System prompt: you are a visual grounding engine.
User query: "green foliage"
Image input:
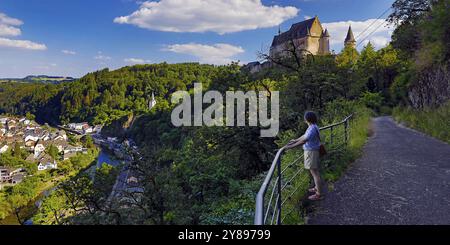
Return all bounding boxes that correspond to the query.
[25,112,35,121]
[82,135,95,149]
[336,46,359,68]
[0,147,98,224]
[0,40,402,225]
[33,189,67,225]
[0,82,63,124]
[0,150,28,168]
[393,102,450,143]
[93,163,118,197]
[390,0,449,70]
[359,92,384,113]
[389,71,413,106]
[3,0,450,225]
[46,145,59,160]
[59,63,218,125]
[388,0,431,24]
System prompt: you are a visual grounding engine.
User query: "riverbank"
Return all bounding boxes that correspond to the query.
[0,148,100,225]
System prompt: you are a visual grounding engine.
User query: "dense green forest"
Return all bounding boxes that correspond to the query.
[0,0,448,225]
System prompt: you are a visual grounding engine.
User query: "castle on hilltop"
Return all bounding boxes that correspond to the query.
[270,15,356,58]
[245,16,356,73]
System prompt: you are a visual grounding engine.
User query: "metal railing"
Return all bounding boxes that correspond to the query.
[254,114,353,225]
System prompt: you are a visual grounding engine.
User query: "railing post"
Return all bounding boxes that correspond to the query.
[276,157,282,225]
[344,119,349,144]
[330,126,333,145]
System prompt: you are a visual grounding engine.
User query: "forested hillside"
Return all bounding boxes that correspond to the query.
[388,0,450,142]
[0,0,447,225]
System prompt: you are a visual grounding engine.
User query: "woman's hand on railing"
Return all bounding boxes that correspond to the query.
[285,139,300,149]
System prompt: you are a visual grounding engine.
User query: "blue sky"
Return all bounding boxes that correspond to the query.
[0,0,394,78]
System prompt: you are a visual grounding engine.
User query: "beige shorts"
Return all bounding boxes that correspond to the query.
[304,150,320,170]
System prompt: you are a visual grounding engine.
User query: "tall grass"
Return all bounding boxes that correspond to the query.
[393,102,450,144]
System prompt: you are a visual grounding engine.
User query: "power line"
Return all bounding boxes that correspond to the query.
[355,6,392,40]
[356,19,388,48]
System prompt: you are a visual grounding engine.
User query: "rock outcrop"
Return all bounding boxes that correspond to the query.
[408,63,450,108]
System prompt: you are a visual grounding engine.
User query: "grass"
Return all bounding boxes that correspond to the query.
[392,102,450,144]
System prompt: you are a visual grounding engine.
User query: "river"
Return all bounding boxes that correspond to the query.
[0,147,119,225]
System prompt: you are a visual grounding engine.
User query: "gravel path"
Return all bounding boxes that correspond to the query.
[308,116,450,225]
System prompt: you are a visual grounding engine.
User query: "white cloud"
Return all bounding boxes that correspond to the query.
[124,58,151,64]
[304,15,312,20]
[0,24,21,36]
[323,19,394,51]
[164,43,244,65]
[114,0,299,34]
[0,37,47,50]
[0,13,23,26]
[62,49,76,55]
[0,12,47,50]
[94,52,112,61]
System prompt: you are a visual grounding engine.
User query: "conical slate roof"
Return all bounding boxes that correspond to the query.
[345,26,356,43]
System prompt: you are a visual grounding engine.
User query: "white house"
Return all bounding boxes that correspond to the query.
[52,130,67,141]
[83,127,94,134]
[38,154,57,171]
[26,125,37,131]
[34,143,46,158]
[19,118,30,125]
[0,118,8,125]
[53,135,65,141]
[64,145,83,154]
[38,161,58,171]
[24,135,40,143]
[68,122,89,131]
[0,145,9,154]
[40,131,51,141]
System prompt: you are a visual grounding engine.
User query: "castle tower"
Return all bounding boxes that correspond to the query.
[344,25,356,48]
[319,28,330,55]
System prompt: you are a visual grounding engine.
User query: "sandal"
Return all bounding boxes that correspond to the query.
[308,187,317,193]
[308,193,322,201]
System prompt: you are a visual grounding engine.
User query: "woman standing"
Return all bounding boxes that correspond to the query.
[286,111,323,201]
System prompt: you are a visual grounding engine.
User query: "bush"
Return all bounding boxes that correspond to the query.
[389,71,413,106]
[359,92,383,113]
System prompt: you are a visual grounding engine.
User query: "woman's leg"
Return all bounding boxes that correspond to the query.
[309,169,322,195]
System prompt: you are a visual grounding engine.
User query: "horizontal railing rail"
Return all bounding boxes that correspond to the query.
[255,114,353,225]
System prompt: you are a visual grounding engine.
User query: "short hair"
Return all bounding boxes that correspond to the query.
[304,111,318,124]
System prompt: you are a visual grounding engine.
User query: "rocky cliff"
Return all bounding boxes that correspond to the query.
[100,113,135,139]
[408,63,450,109]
